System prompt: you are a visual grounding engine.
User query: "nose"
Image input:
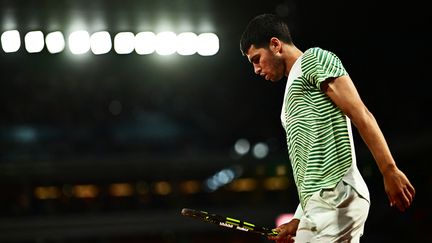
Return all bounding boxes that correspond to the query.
[253,64,261,75]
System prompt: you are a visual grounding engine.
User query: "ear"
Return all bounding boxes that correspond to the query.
[269,37,282,53]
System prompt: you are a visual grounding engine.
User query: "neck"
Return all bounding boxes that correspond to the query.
[283,44,303,76]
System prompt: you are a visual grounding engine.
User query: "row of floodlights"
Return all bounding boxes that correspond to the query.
[0,30,219,56]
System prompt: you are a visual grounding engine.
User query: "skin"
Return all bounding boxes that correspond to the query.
[245,38,416,242]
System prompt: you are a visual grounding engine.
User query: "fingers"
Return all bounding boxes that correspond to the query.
[389,184,416,212]
[268,228,294,243]
[404,186,414,205]
[268,228,280,241]
[397,197,408,212]
[407,182,416,200]
[386,170,416,212]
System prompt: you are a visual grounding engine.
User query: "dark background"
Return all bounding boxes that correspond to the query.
[0,0,430,242]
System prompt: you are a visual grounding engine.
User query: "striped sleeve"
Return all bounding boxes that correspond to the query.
[302,48,348,90]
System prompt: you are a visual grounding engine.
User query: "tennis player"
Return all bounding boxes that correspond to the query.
[240,14,415,242]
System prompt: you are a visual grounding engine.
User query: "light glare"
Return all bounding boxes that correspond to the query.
[155,31,177,56]
[253,142,269,159]
[2,30,220,56]
[45,31,65,54]
[25,31,44,53]
[135,31,156,55]
[197,33,219,56]
[114,32,135,54]
[176,32,197,56]
[1,30,21,53]
[90,31,112,55]
[69,30,90,55]
[234,138,250,155]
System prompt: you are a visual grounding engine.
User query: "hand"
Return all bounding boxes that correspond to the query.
[383,166,415,212]
[268,219,300,243]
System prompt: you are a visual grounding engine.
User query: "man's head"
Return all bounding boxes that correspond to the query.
[240,14,293,82]
[240,14,292,56]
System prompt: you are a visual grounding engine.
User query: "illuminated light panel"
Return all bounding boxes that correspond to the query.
[68,30,90,55]
[263,177,290,191]
[205,168,237,192]
[155,31,177,55]
[179,180,201,194]
[153,181,172,195]
[197,33,219,56]
[227,178,257,192]
[46,31,65,54]
[34,186,61,200]
[109,183,134,197]
[252,142,269,159]
[1,30,21,53]
[24,31,44,53]
[114,32,135,54]
[73,184,99,198]
[276,165,287,176]
[176,32,197,56]
[90,31,112,55]
[234,138,250,155]
[135,31,156,55]
[2,30,220,56]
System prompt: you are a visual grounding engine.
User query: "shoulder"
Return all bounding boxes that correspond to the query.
[302,47,343,68]
[304,47,337,59]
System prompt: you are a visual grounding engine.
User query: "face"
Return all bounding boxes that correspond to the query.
[246,44,285,82]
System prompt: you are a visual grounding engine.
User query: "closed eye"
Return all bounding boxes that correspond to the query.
[251,55,260,64]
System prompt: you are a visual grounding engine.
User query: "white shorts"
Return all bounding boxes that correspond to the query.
[296,180,370,243]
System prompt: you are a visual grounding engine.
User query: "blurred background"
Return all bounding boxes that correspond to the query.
[0,0,430,242]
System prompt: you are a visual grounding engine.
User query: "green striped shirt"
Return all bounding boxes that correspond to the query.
[281,47,352,209]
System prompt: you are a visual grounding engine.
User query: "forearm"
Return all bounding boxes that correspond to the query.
[350,107,397,174]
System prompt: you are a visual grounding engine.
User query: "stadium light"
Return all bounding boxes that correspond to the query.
[252,142,269,159]
[114,32,135,54]
[234,138,251,155]
[90,31,111,55]
[197,33,219,56]
[1,30,21,53]
[176,32,198,56]
[45,31,65,54]
[2,29,220,56]
[155,31,177,56]
[68,30,90,55]
[24,31,44,53]
[135,31,156,55]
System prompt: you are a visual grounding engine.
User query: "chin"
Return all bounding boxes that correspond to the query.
[269,77,282,82]
[270,74,285,82]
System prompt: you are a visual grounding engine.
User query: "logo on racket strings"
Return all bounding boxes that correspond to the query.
[236,226,249,232]
[219,222,234,228]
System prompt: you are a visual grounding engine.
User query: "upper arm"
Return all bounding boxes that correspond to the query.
[321,75,370,123]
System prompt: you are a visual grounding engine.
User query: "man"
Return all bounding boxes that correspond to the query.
[240,14,415,242]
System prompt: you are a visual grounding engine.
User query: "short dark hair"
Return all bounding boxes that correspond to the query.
[240,13,292,56]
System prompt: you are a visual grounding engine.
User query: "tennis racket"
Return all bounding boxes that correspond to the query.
[181,208,278,237]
